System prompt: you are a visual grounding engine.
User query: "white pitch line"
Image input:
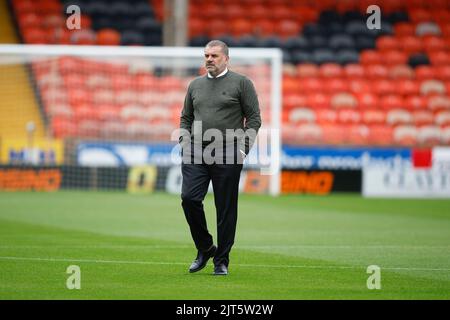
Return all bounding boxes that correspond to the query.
[0,256,449,272]
[0,245,449,249]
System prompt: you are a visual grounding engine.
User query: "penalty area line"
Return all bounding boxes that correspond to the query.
[0,256,449,272]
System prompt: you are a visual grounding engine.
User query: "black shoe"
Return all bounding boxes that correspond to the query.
[213,264,228,275]
[189,245,217,273]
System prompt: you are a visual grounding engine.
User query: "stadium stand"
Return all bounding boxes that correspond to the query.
[5,0,450,146]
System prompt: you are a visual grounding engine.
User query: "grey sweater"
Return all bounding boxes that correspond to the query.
[180,70,262,154]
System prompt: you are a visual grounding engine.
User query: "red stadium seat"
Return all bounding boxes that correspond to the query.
[337,108,361,124]
[420,80,446,96]
[297,64,319,78]
[189,18,206,37]
[423,36,448,53]
[282,76,299,95]
[343,64,365,79]
[412,110,434,126]
[365,64,389,80]
[394,23,416,37]
[415,66,437,81]
[276,20,301,38]
[248,5,270,20]
[331,93,358,109]
[373,80,397,96]
[376,36,399,52]
[428,95,450,111]
[253,19,276,37]
[292,6,318,24]
[418,125,442,145]
[230,19,253,36]
[380,95,405,110]
[299,78,322,93]
[367,125,394,145]
[319,63,343,78]
[429,51,450,66]
[323,79,349,94]
[283,94,307,110]
[398,36,424,55]
[393,125,419,146]
[289,107,315,124]
[96,29,121,46]
[362,109,386,125]
[306,93,331,109]
[397,80,420,96]
[386,109,413,126]
[405,95,428,110]
[357,93,379,109]
[360,50,382,65]
[346,125,369,145]
[208,20,229,38]
[435,66,450,81]
[348,80,372,94]
[383,51,408,66]
[321,125,345,145]
[315,108,337,125]
[297,123,323,144]
[435,110,450,127]
[389,65,414,80]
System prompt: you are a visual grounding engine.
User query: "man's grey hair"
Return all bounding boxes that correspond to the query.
[205,40,229,57]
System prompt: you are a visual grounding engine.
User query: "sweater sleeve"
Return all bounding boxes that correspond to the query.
[179,84,194,144]
[240,77,262,154]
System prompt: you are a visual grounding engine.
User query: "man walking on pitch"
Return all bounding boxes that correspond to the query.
[179,40,261,275]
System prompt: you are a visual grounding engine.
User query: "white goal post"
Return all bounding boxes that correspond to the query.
[0,44,282,195]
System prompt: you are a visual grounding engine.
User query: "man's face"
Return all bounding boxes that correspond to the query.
[204,46,229,77]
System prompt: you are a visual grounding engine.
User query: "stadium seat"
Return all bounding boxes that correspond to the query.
[394,22,415,37]
[315,108,337,124]
[360,50,382,65]
[397,80,420,96]
[412,110,435,126]
[289,108,316,124]
[435,110,450,127]
[427,95,450,111]
[418,125,442,145]
[323,79,349,94]
[389,65,414,79]
[362,109,386,125]
[297,123,323,144]
[405,95,427,110]
[376,36,399,52]
[319,63,343,78]
[380,95,405,110]
[337,108,361,123]
[441,127,450,144]
[365,64,389,80]
[386,109,413,126]
[321,124,345,145]
[393,125,419,145]
[344,64,365,78]
[346,124,369,145]
[96,28,121,45]
[367,125,394,145]
[296,64,319,78]
[331,93,357,108]
[420,80,447,96]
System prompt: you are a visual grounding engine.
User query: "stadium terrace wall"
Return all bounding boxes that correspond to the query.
[0,165,361,195]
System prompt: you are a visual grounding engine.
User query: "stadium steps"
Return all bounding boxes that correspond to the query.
[0,1,45,141]
[0,64,45,140]
[0,0,18,43]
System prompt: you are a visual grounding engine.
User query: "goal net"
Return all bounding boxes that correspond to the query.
[0,44,282,195]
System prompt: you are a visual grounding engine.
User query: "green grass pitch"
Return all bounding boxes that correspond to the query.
[0,191,449,299]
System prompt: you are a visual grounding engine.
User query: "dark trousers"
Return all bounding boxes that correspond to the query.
[181,151,243,267]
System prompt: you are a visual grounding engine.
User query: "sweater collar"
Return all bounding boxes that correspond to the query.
[207,68,228,79]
